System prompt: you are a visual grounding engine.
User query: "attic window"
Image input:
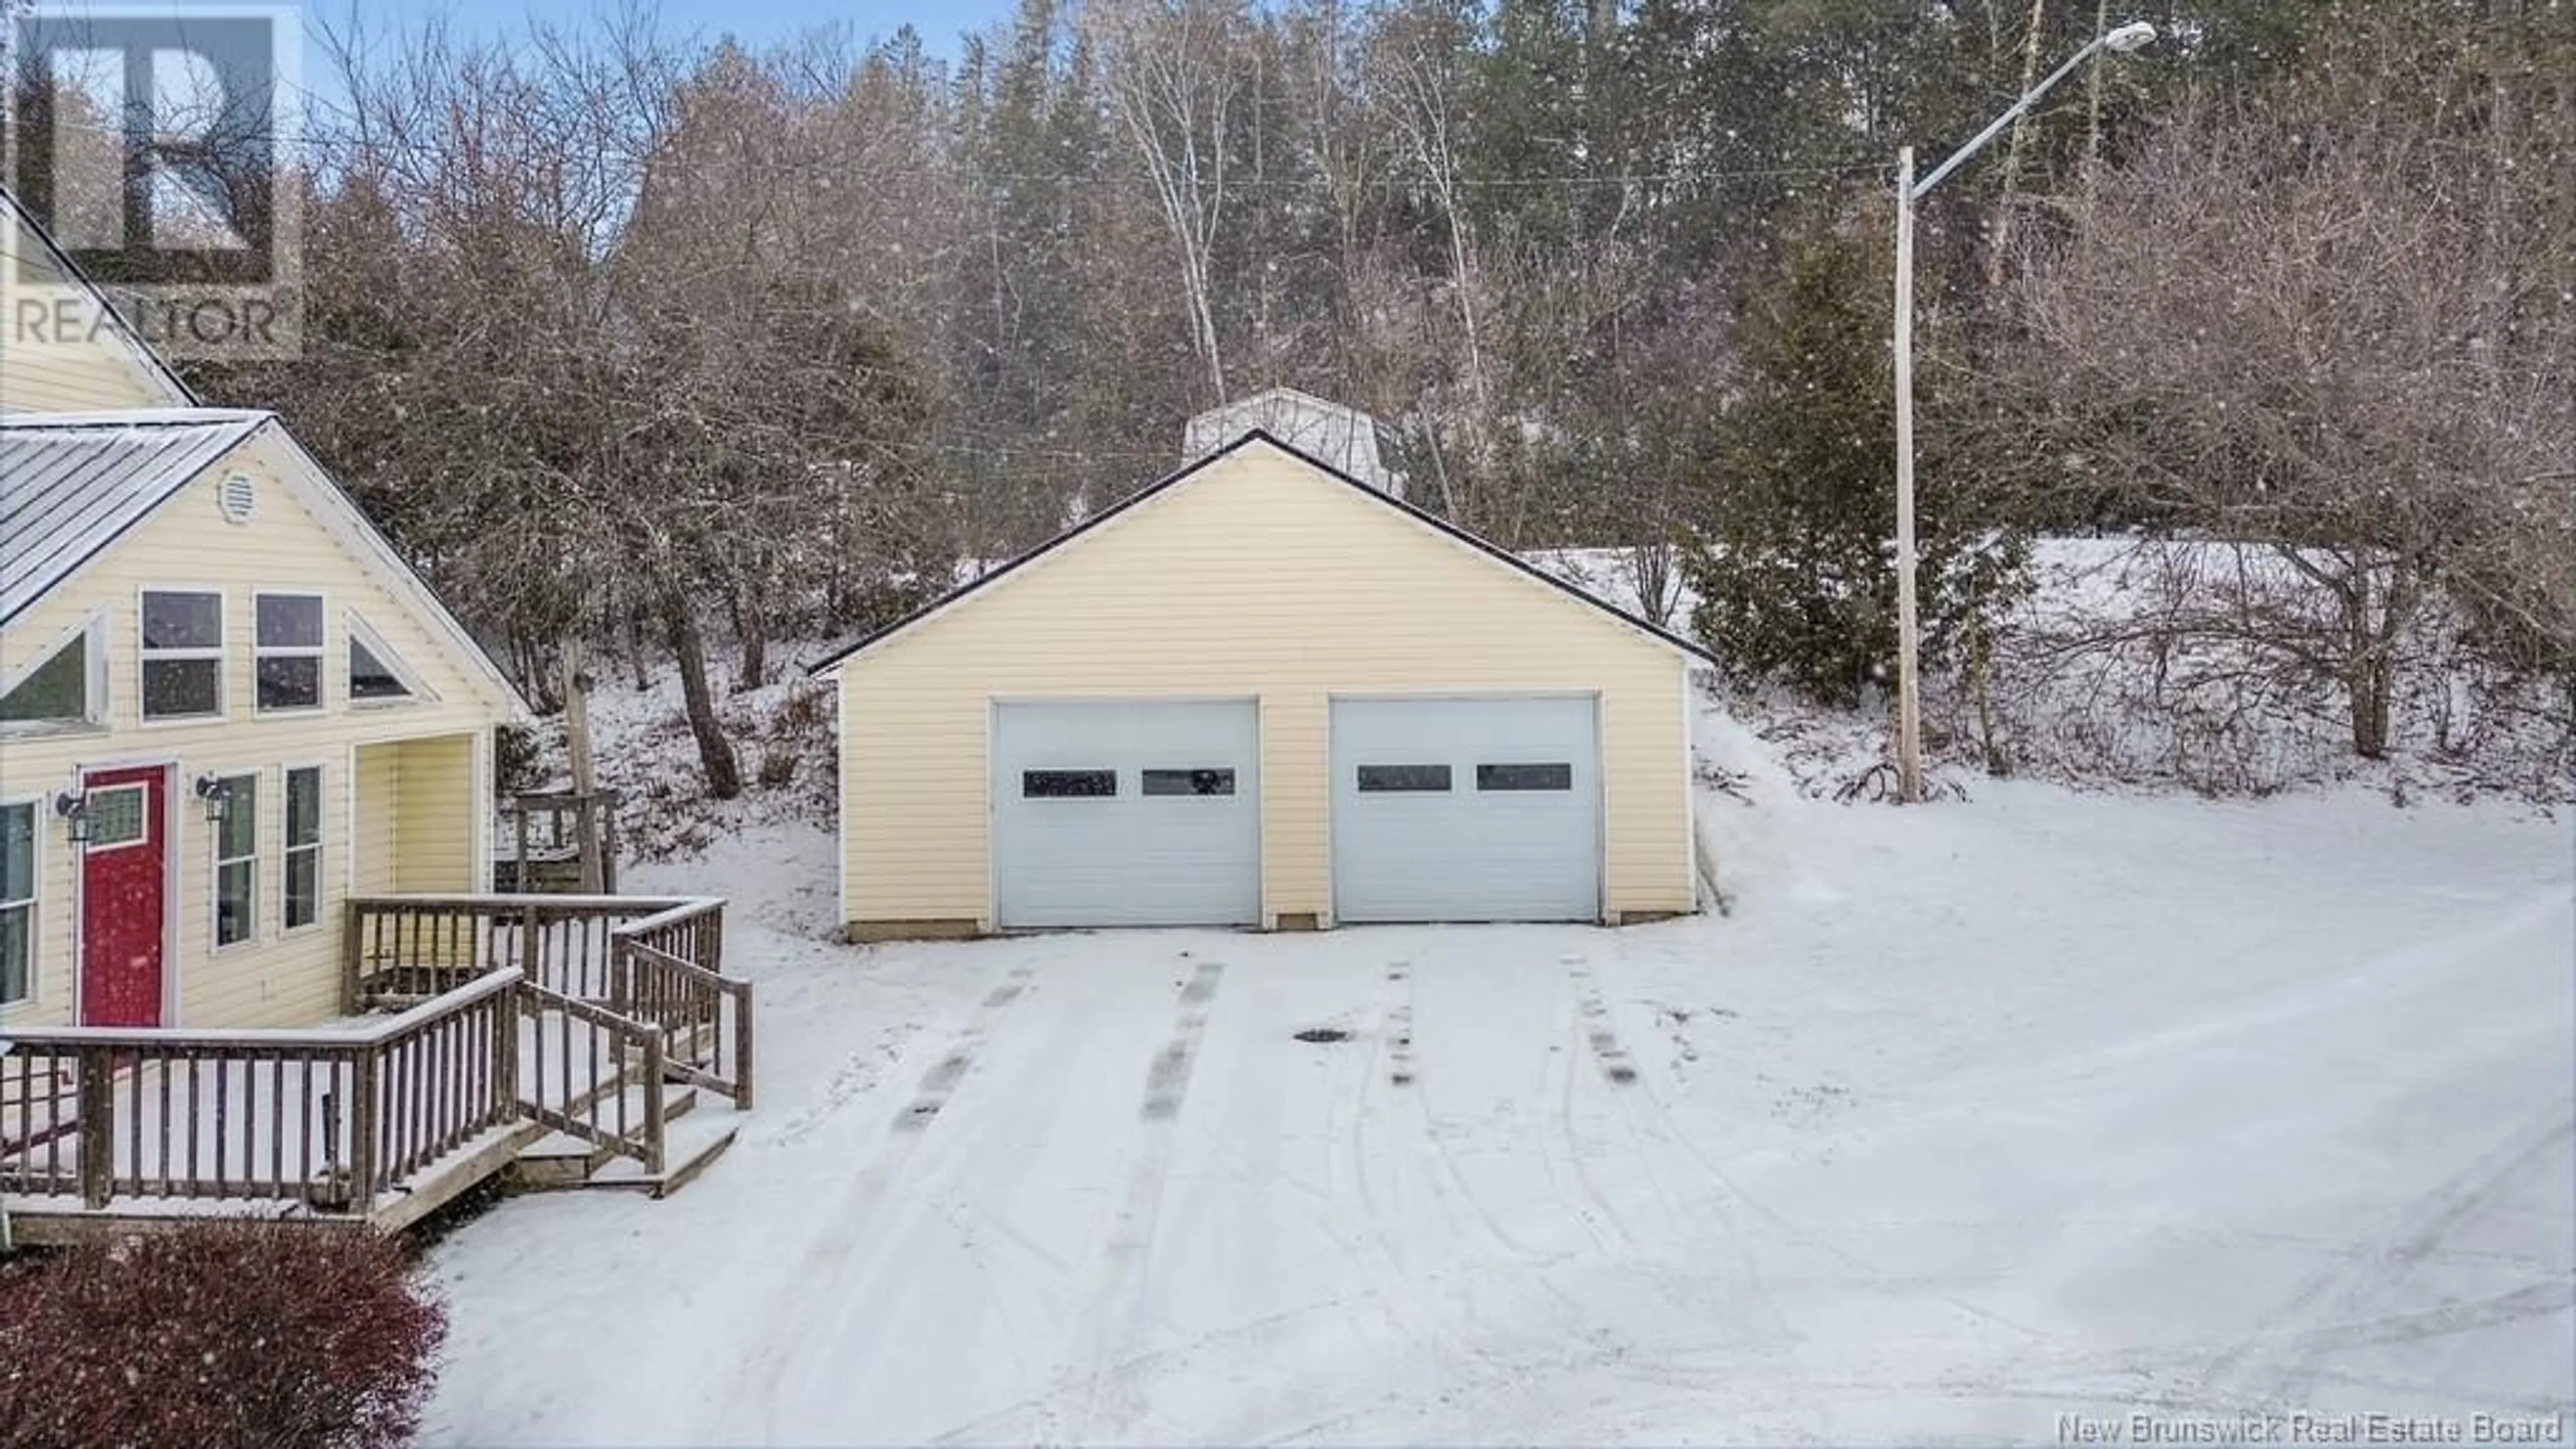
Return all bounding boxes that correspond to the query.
[346,616,421,704]
[217,473,257,525]
[0,616,103,731]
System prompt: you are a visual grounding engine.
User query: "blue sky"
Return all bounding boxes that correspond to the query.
[303,0,1022,60]
[25,1,1025,123]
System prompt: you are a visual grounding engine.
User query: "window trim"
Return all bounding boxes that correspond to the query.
[344,612,433,707]
[81,782,152,853]
[210,770,260,953]
[1141,767,1238,798]
[0,609,108,736]
[138,586,228,725]
[1356,763,1454,794]
[281,763,325,934]
[1475,762,1575,793]
[0,796,38,1011]
[253,590,327,715]
[1021,768,1119,800]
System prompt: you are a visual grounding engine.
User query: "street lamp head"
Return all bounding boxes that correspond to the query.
[2102,20,2157,52]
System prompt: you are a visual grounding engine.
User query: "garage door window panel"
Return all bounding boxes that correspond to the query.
[1356,765,1451,793]
[1142,768,1236,797]
[1477,763,1574,792]
[1023,769,1117,799]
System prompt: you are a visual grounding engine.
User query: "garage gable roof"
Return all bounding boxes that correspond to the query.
[808,430,1718,676]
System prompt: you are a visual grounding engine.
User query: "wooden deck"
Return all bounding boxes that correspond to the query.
[0,893,751,1240]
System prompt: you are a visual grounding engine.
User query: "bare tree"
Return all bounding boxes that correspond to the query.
[1084,0,1246,405]
[1992,50,2574,762]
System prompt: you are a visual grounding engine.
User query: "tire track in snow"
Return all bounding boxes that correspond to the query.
[703,961,1038,1443]
[1358,959,1611,1364]
[1540,955,1644,1255]
[2206,1107,2575,1406]
[1585,951,2061,1354]
[1561,953,1795,1347]
[1321,978,1499,1376]
[1387,957,1556,1265]
[1042,958,1226,1445]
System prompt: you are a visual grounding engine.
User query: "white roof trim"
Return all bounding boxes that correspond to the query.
[0,187,201,410]
[812,431,1715,676]
[0,409,532,724]
[250,428,533,724]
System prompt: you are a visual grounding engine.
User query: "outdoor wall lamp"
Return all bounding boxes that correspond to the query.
[193,773,229,823]
[53,791,89,846]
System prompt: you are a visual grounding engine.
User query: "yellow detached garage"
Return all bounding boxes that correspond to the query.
[812,432,1712,938]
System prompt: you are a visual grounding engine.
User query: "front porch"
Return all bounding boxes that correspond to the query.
[0,893,751,1242]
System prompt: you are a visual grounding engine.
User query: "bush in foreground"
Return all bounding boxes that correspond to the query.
[0,1222,445,1449]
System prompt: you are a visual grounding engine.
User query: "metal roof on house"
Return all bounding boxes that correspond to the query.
[0,409,272,623]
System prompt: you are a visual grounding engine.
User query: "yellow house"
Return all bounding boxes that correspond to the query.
[814,431,1713,940]
[1,193,531,1033]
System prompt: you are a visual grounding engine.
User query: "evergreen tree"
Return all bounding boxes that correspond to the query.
[1684,205,2024,708]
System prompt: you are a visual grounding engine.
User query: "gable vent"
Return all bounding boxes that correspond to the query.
[217,473,258,525]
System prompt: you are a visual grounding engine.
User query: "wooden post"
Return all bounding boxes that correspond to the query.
[577,796,604,896]
[513,800,530,896]
[734,983,756,1112]
[496,984,521,1118]
[340,898,366,1016]
[563,640,605,894]
[601,792,619,894]
[348,1045,380,1208]
[1894,144,1925,806]
[639,1032,666,1176]
[75,1046,114,1209]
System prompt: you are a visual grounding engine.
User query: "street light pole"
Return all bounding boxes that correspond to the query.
[1891,19,2156,804]
[1894,145,1922,804]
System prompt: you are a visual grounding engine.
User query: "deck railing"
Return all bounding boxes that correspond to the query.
[607,898,753,1110]
[516,982,665,1173]
[345,893,749,1109]
[2,894,747,1222]
[0,970,522,1212]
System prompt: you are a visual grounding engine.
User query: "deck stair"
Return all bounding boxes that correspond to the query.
[0,893,752,1241]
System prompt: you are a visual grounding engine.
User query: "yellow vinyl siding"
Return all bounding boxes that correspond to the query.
[0,429,504,1028]
[352,746,402,898]
[392,735,474,892]
[0,208,189,414]
[837,441,1693,930]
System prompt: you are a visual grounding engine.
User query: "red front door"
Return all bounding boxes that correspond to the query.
[80,766,167,1028]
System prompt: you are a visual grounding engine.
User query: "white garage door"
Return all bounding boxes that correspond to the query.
[992,700,1260,928]
[1330,696,1602,924]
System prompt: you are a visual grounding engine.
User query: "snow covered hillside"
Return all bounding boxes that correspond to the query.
[423,686,2576,1446]
[1536,542,2575,806]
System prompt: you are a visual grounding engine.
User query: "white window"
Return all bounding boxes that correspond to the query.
[213,773,258,949]
[346,614,421,704]
[284,766,322,931]
[0,801,34,1006]
[0,613,105,733]
[84,785,149,851]
[140,590,224,721]
[255,594,325,712]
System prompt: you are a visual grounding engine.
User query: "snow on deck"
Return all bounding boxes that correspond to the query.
[418,749,2576,1444]
[1,1010,643,1209]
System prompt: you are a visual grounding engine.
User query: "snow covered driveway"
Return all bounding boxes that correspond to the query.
[424,788,2575,1446]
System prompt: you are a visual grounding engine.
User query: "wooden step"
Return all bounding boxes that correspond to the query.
[508,1085,702,1189]
[577,1112,741,1199]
